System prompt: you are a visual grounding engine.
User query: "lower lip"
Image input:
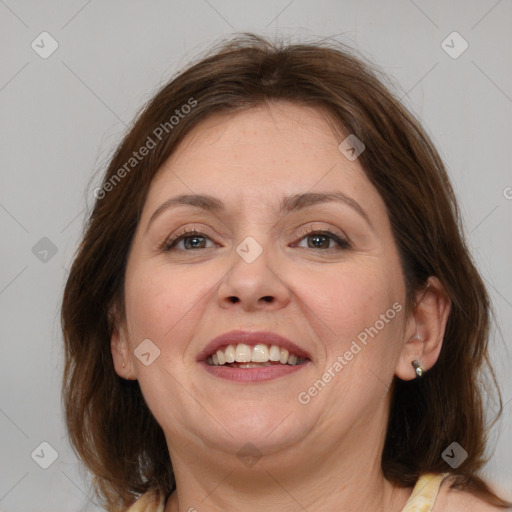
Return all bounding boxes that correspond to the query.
[200,361,309,382]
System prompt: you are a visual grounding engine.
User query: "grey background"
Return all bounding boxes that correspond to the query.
[1,0,511,510]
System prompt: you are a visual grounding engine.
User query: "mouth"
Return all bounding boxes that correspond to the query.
[206,342,307,367]
[198,330,312,382]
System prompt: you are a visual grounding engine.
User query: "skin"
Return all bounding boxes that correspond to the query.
[111,101,455,511]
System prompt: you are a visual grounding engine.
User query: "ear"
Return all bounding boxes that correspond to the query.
[109,305,137,380]
[395,276,451,381]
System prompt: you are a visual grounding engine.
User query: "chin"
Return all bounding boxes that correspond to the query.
[196,406,314,458]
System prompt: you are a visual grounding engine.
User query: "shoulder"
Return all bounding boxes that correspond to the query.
[124,490,165,512]
[433,476,509,512]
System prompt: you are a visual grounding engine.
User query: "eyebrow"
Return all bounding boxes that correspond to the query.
[146,191,374,232]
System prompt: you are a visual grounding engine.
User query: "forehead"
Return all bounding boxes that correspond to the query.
[143,102,386,222]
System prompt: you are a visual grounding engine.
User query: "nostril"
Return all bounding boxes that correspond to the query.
[228,297,239,303]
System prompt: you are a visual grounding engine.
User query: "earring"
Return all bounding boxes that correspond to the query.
[411,360,424,378]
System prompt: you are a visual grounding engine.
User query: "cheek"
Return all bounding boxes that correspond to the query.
[297,259,404,366]
[123,260,215,348]
[123,261,219,420]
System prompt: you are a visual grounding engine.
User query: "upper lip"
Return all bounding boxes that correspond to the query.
[197,330,312,362]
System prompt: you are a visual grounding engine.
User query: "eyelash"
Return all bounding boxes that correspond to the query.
[162,227,351,252]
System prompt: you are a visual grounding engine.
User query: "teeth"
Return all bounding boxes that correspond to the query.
[269,345,281,361]
[224,344,235,363]
[252,344,269,362]
[216,349,226,365]
[235,343,252,362]
[238,362,272,368]
[207,343,305,367]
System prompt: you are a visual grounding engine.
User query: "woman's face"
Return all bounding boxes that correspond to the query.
[113,102,413,463]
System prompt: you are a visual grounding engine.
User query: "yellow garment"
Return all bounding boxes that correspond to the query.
[125,490,164,512]
[125,472,448,511]
[401,473,449,511]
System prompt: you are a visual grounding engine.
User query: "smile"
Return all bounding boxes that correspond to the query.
[199,330,311,382]
[206,343,307,367]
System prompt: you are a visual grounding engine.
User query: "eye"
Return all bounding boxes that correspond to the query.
[294,228,351,250]
[162,228,215,251]
[161,226,351,252]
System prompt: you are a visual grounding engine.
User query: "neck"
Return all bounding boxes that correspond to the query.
[165,400,412,512]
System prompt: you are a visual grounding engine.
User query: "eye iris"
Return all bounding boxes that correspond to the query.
[309,234,329,249]
[184,235,205,249]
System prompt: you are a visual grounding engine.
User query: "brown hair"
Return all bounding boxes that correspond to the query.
[61,33,511,510]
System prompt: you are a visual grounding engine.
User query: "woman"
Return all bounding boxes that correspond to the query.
[61,33,511,511]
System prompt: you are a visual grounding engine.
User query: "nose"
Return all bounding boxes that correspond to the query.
[217,242,291,312]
